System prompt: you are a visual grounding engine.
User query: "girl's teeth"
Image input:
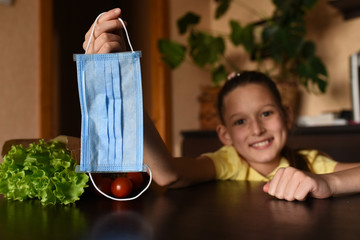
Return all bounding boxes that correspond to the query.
[252,140,269,147]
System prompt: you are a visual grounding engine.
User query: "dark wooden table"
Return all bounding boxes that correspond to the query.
[1,181,360,240]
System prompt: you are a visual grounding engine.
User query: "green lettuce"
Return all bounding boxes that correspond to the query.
[0,140,89,205]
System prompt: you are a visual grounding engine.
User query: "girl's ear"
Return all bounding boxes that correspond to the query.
[283,105,294,130]
[216,124,233,146]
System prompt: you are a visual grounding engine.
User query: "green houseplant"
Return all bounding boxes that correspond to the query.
[158,0,329,129]
[158,0,328,93]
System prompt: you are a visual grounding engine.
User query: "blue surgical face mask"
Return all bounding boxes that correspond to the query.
[75,51,144,173]
[74,14,151,201]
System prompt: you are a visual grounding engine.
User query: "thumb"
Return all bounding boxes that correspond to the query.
[263,181,270,193]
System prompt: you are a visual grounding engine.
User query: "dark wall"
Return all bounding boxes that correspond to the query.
[53,1,140,137]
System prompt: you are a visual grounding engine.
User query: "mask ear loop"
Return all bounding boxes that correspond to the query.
[89,165,152,201]
[84,12,152,201]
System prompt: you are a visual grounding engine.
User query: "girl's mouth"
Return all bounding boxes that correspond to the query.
[250,138,273,149]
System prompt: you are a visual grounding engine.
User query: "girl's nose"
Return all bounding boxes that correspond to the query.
[251,119,265,136]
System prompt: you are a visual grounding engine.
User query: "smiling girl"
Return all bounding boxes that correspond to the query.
[83,8,360,201]
[208,71,309,181]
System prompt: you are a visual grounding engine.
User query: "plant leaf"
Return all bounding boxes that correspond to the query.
[188,31,225,67]
[158,39,186,69]
[309,56,328,79]
[230,20,242,45]
[215,0,232,19]
[212,65,227,86]
[297,56,328,93]
[262,23,304,63]
[300,41,315,59]
[230,21,254,52]
[241,24,255,53]
[177,12,200,35]
[273,0,318,23]
[302,0,318,10]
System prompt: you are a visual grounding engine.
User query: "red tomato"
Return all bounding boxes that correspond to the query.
[91,174,112,196]
[126,172,144,191]
[111,177,133,198]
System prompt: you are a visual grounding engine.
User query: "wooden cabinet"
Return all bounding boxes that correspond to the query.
[329,0,360,20]
[182,125,360,162]
[182,130,222,158]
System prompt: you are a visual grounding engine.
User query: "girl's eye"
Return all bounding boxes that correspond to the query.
[262,111,273,117]
[234,119,245,126]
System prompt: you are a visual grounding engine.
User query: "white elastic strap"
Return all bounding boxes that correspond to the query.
[88,165,152,201]
[85,12,134,54]
[117,18,134,52]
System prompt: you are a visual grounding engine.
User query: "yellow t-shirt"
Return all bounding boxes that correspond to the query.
[202,146,338,182]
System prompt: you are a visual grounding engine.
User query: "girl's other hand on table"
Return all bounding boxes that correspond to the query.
[263,167,332,201]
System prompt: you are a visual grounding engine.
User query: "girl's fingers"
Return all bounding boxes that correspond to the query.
[92,33,124,53]
[293,176,316,201]
[266,167,316,201]
[84,9,121,41]
[263,181,270,193]
[93,19,124,39]
[267,168,285,196]
[97,8,121,24]
[293,184,310,201]
[97,41,124,54]
[282,174,301,201]
[83,8,125,53]
[94,8,123,39]
[267,167,308,201]
[272,168,295,199]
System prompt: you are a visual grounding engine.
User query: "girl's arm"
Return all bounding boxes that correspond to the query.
[83,8,217,188]
[263,165,360,201]
[143,112,216,188]
[322,166,360,196]
[333,161,360,171]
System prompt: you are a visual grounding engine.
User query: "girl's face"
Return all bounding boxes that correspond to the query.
[217,83,291,175]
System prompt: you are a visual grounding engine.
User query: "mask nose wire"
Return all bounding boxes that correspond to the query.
[85,12,134,54]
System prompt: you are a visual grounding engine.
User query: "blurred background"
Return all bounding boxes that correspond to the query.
[1,0,360,157]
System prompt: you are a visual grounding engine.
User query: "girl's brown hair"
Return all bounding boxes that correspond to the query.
[217,71,309,171]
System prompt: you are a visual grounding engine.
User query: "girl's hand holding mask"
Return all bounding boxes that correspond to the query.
[83,8,126,54]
